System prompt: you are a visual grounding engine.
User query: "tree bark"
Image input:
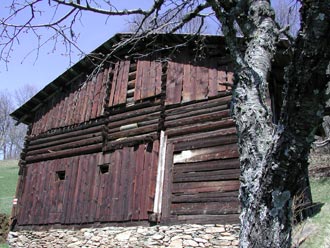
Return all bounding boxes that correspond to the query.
[210,0,330,247]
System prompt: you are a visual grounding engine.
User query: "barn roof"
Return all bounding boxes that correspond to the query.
[10,33,289,125]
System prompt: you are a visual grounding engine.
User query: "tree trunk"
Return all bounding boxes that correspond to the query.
[209,0,330,247]
[237,1,330,247]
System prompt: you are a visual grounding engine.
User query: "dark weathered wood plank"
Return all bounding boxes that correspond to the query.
[172,180,240,194]
[155,61,162,95]
[182,63,193,102]
[134,60,144,101]
[141,60,153,99]
[25,144,102,162]
[173,133,238,152]
[108,62,119,107]
[160,143,174,221]
[174,158,240,173]
[171,201,240,215]
[165,109,230,128]
[196,65,209,101]
[165,94,231,115]
[166,119,235,137]
[172,191,239,203]
[174,214,240,224]
[165,61,183,105]
[218,68,227,92]
[173,169,240,182]
[208,60,218,97]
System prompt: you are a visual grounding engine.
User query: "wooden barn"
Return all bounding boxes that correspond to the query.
[10,33,287,229]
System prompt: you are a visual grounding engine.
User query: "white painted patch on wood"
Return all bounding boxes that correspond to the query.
[153,131,167,214]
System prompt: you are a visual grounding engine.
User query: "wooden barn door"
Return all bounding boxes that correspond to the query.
[161,135,241,224]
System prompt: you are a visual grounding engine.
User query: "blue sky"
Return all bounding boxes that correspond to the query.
[0,0,154,93]
[0,0,295,96]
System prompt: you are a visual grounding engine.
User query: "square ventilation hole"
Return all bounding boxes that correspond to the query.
[99,164,110,174]
[56,171,66,181]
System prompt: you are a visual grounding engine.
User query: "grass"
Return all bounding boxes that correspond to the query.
[0,160,18,247]
[0,160,19,215]
[298,178,330,248]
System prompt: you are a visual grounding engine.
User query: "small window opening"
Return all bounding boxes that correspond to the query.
[56,171,66,181]
[99,164,109,174]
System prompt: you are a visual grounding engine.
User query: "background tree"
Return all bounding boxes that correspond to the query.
[1,1,329,247]
[0,84,37,160]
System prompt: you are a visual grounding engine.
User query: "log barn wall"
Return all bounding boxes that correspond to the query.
[9,34,254,229]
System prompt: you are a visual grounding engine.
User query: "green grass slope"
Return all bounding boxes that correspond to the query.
[298,178,330,248]
[0,160,19,215]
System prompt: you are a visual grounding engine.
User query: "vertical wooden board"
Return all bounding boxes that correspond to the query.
[165,61,183,105]
[27,164,38,224]
[125,147,135,221]
[19,166,30,224]
[81,154,94,223]
[85,77,97,122]
[96,153,107,221]
[161,143,174,221]
[87,154,98,222]
[91,71,104,119]
[85,154,96,223]
[90,71,103,119]
[134,60,144,101]
[61,158,71,223]
[218,67,227,92]
[69,156,82,223]
[117,147,130,221]
[35,162,46,225]
[29,163,39,224]
[59,92,69,127]
[78,155,89,223]
[73,85,82,124]
[19,166,29,224]
[41,162,52,224]
[63,156,78,224]
[55,164,66,223]
[112,61,124,105]
[47,96,55,131]
[132,144,145,220]
[79,82,90,123]
[55,92,65,127]
[118,60,130,104]
[108,62,119,107]
[196,65,209,101]
[97,67,109,116]
[227,71,234,90]
[47,161,55,223]
[155,61,162,95]
[109,149,122,221]
[67,83,77,126]
[141,60,155,99]
[52,95,62,130]
[208,60,219,97]
[141,144,152,219]
[64,87,74,126]
[182,63,193,102]
[23,166,35,224]
[148,140,159,212]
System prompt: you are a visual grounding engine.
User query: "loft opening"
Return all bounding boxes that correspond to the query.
[55,170,66,181]
[99,164,110,174]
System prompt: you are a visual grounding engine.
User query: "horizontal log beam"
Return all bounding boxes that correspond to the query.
[165,110,230,129]
[26,136,103,156]
[166,119,235,137]
[28,124,104,146]
[27,131,103,151]
[25,144,102,163]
